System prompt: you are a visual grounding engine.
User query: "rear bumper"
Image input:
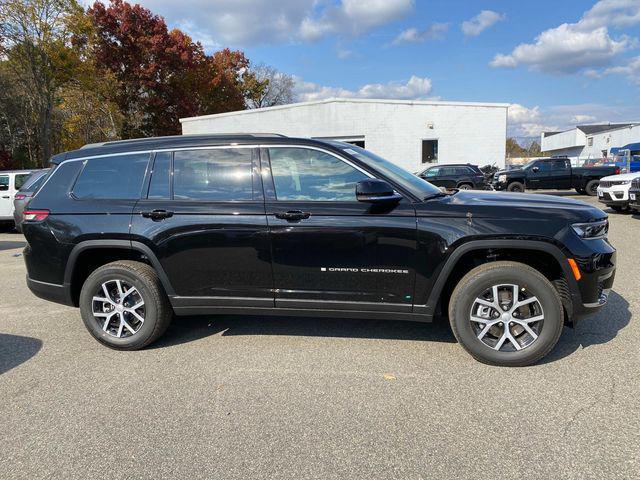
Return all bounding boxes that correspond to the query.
[26,276,74,306]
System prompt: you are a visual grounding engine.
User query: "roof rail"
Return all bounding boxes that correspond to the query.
[79,133,288,150]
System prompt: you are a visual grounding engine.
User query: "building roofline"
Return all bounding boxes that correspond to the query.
[180,97,511,123]
[543,122,640,138]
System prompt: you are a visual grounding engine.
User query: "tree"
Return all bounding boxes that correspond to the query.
[506,137,526,158]
[247,64,294,109]
[0,0,84,166]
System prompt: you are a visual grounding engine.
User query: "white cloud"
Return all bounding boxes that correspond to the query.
[461,10,505,37]
[571,114,597,123]
[118,0,413,47]
[299,0,414,41]
[507,104,556,137]
[294,75,433,102]
[491,0,639,74]
[391,23,450,45]
[594,56,640,84]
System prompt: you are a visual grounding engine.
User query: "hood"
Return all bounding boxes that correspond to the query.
[600,172,640,181]
[416,190,607,223]
[495,168,523,175]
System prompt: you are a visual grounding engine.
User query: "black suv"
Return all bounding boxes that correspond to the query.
[23,135,616,366]
[416,163,487,190]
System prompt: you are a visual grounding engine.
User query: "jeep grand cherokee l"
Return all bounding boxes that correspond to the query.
[22,135,616,366]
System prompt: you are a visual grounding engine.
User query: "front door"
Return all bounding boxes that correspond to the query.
[261,146,417,312]
[0,174,11,217]
[130,147,273,306]
[526,161,549,189]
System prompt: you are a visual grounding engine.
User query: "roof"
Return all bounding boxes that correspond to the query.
[544,123,637,138]
[51,134,345,163]
[180,97,511,123]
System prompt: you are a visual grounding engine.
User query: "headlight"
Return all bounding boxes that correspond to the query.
[571,220,608,239]
[498,174,507,182]
[620,180,631,185]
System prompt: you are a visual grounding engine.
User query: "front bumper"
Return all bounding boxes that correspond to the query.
[597,187,630,205]
[491,180,507,191]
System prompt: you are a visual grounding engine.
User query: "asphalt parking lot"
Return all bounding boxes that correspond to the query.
[1,192,639,480]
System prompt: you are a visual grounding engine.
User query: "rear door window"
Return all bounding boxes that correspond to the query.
[0,175,8,191]
[173,148,255,201]
[73,153,150,200]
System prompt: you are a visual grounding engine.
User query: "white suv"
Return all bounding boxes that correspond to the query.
[596,172,640,212]
[0,170,35,224]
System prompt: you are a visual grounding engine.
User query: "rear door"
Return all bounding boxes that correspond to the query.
[0,174,11,217]
[130,147,273,306]
[261,146,417,312]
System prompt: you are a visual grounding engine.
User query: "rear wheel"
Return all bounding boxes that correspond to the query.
[507,181,525,192]
[585,180,599,196]
[79,261,172,350]
[448,261,564,367]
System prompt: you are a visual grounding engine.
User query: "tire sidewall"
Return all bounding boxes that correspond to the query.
[451,266,563,366]
[585,180,599,196]
[507,182,524,192]
[79,265,160,349]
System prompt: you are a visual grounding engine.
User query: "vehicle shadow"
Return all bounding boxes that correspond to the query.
[0,240,26,251]
[0,333,42,375]
[153,291,629,365]
[152,314,456,349]
[540,290,631,364]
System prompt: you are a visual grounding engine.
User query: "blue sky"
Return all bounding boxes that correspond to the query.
[112,0,640,138]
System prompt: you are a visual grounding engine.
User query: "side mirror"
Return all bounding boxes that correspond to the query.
[356,179,402,204]
[531,166,540,173]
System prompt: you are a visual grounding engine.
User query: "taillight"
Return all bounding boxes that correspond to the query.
[14,194,28,200]
[615,167,621,174]
[23,209,49,221]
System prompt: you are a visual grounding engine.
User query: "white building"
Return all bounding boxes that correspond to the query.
[180,98,508,172]
[541,123,640,162]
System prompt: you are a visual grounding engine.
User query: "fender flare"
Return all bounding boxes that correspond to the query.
[64,240,176,296]
[417,239,580,316]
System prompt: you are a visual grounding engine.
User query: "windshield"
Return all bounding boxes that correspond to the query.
[340,146,441,199]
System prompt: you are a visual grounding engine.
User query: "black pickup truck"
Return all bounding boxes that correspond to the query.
[492,158,620,195]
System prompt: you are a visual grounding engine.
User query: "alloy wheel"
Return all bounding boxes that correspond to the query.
[92,279,145,338]
[469,283,544,352]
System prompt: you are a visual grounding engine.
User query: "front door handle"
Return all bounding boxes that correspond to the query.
[141,209,174,221]
[274,210,311,221]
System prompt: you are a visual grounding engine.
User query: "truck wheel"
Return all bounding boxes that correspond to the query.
[507,182,524,192]
[575,188,585,194]
[448,261,564,367]
[79,260,173,350]
[457,183,472,190]
[584,180,599,196]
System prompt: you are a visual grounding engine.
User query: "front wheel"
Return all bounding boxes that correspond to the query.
[507,181,525,192]
[448,261,564,367]
[79,261,173,350]
[457,183,472,190]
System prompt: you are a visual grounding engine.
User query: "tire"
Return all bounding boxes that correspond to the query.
[79,260,173,350]
[507,181,525,192]
[457,183,472,190]
[448,261,564,367]
[584,180,599,196]
[575,188,585,194]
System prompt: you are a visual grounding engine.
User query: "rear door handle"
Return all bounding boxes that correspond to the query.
[274,210,311,221]
[141,209,174,221]
[1,196,9,199]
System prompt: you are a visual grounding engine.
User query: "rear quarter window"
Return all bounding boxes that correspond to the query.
[72,153,150,200]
